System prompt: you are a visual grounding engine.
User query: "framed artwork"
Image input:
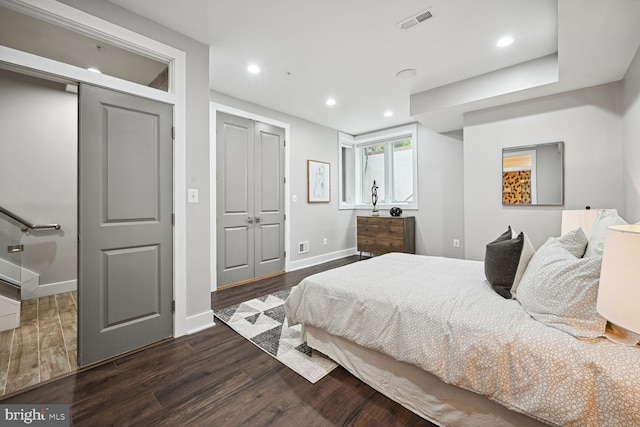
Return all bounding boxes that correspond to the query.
[307,160,330,202]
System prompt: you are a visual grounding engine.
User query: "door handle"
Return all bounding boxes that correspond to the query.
[247,217,254,223]
[255,216,261,223]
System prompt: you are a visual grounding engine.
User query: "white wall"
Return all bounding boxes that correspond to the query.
[464,82,624,260]
[623,46,640,223]
[0,69,77,297]
[58,0,212,322]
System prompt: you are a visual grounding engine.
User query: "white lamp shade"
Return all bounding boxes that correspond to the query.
[596,224,640,334]
[561,209,618,238]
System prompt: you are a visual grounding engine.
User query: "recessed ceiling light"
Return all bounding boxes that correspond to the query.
[384,111,394,117]
[247,64,261,74]
[396,69,417,79]
[87,67,102,74]
[497,36,514,47]
[326,98,336,106]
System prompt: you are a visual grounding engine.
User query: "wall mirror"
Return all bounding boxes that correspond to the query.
[502,141,564,206]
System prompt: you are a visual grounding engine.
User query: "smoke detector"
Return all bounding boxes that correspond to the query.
[397,8,434,30]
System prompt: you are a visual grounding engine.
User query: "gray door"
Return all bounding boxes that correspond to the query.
[217,113,285,286]
[78,84,173,366]
[254,122,285,277]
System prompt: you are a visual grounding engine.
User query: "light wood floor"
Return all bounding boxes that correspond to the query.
[0,291,78,396]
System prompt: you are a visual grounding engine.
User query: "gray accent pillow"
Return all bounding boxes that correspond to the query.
[516,228,607,339]
[484,226,524,298]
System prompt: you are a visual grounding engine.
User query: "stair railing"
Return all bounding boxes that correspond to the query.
[0,206,61,233]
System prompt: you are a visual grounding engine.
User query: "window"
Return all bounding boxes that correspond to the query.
[339,123,418,210]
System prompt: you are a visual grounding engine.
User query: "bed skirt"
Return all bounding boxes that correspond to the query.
[305,325,551,427]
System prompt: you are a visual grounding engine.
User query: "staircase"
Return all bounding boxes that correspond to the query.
[0,205,57,332]
[0,277,20,331]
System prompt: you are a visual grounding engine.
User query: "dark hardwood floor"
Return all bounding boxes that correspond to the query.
[1,256,436,426]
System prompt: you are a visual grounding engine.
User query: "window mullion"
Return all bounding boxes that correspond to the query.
[385,142,393,204]
[339,123,417,210]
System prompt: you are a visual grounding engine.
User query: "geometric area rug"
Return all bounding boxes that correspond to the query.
[214,289,338,383]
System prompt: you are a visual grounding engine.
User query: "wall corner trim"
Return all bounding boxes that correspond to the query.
[185,309,215,334]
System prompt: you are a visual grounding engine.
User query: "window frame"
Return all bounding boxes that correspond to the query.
[339,123,418,210]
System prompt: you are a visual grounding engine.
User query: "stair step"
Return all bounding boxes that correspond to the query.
[0,278,20,301]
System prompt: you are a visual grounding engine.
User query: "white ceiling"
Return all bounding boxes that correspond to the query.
[105,0,640,135]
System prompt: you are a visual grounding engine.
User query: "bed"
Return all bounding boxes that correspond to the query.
[284,251,640,427]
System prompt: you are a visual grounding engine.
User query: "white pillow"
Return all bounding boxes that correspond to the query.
[510,232,535,298]
[557,227,589,258]
[516,228,607,339]
[584,210,627,257]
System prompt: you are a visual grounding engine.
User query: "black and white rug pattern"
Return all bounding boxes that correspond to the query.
[214,289,337,383]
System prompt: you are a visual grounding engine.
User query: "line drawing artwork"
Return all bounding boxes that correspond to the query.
[314,166,326,198]
[308,160,330,202]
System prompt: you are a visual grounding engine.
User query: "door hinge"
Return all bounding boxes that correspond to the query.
[283,140,286,147]
[172,300,175,312]
[283,177,286,184]
[171,126,175,140]
[284,251,286,258]
[284,213,286,220]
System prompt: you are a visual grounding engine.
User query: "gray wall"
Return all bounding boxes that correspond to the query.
[414,126,464,258]
[463,82,624,260]
[212,91,466,272]
[0,69,77,294]
[58,0,212,318]
[355,126,465,259]
[211,91,357,270]
[623,46,640,223]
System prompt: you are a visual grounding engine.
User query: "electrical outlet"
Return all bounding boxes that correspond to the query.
[323,238,328,245]
[453,239,460,248]
[298,241,309,254]
[292,194,297,202]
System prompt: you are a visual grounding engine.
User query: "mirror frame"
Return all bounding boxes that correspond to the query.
[502,141,564,206]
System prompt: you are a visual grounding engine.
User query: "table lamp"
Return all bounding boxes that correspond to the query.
[597,224,640,343]
[561,208,617,237]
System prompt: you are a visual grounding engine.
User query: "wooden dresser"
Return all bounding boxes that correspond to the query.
[357,216,415,256]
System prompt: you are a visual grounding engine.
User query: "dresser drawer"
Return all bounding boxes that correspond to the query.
[357,223,404,237]
[357,236,405,253]
[356,215,415,255]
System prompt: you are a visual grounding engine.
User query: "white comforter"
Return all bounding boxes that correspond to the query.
[284,253,640,427]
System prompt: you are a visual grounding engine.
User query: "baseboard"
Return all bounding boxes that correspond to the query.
[22,279,77,300]
[0,258,39,291]
[185,309,215,334]
[288,248,357,271]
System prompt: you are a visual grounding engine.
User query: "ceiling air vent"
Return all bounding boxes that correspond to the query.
[397,8,433,30]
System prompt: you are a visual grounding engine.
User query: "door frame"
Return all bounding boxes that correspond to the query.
[210,102,291,291]
[0,0,195,336]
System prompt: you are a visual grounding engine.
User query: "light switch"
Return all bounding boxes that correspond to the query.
[188,189,199,203]
[292,194,298,203]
